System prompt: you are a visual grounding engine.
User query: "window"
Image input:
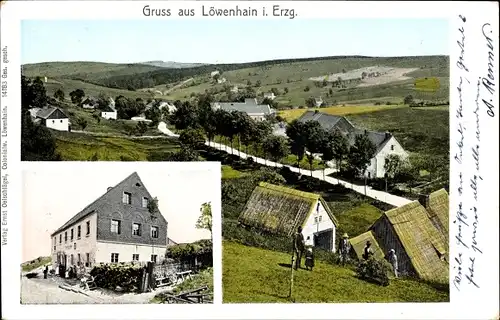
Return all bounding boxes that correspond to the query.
[111,253,119,263]
[59,234,62,244]
[60,120,63,123]
[391,145,395,151]
[132,254,140,261]
[314,217,318,224]
[77,225,81,238]
[53,237,56,251]
[74,243,76,249]
[142,197,149,208]
[122,192,131,204]
[70,228,74,241]
[86,253,90,267]
[70,254,74,265]
[132,223,141,236]
[52,120,55,123]
[77,254,81,265]
[64,232,67,242]
[86,221,90,235]
[151,254,158,263]
[151,226,159,238]
[319,216,322,222]
[111,220,121,234]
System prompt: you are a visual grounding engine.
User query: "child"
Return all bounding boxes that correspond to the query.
[305,247,314,271]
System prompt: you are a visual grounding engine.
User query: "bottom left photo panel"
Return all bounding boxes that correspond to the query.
[20,161,220,304]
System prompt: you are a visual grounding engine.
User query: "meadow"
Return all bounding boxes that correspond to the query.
[53,131,180,161]
[222,241,449,303]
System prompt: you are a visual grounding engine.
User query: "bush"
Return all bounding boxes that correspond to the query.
[90,263,144,292]
[374,102,381,106]
[355,258,391,286]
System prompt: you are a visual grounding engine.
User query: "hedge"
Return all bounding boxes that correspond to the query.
[90,263,144,292]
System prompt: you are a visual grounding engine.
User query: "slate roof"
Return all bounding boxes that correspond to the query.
[239,182,338,237]
[51,172,146,236]
[212,100,272,115]
[298,111,392,150]
[35,106,68,119]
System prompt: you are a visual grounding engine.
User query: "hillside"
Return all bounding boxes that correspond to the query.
[21,256,51,272]
[141,60,207,69]
[222,241,449,303]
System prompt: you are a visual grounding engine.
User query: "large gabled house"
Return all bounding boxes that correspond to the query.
[239,182,339,252]
[350,189,449,283]
[50,172,169,272]
[29,106,69,131]
[297,111,408,178]
[212,98,274,122]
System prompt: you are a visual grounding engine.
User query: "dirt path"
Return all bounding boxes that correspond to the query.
[163,78,194,95]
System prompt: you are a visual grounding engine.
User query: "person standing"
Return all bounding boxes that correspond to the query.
[388,249,398,278]
[293,226,305,270]
[338,233,351,266]
[43,266,48,279]
[362,240,374,260]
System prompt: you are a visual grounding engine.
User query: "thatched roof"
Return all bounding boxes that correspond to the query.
[349,231,385,261]
[426,189,449,243]
[384,201,448,283]
[238,182,337,237]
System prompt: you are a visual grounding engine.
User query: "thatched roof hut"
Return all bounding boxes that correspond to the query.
[349,231,385,261]
[425,189,449,243]
[239,182,338,238]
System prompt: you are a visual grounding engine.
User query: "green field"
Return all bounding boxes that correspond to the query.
[222,241,449,303]
[53,131,180,161]
[21,256,52,272]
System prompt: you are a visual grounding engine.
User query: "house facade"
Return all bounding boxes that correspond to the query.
[212,98,274,122]
[239,182,339,252]
[30,106,69,131]
[297,111,408,178]
[50,172,168,270]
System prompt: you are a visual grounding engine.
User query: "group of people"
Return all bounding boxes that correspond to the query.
[292,227,399,278]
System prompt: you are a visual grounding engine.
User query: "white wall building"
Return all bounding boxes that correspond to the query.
[30,106,69,131]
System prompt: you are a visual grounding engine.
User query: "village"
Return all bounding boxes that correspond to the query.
[19,17,452,303]
[21,167,215,304]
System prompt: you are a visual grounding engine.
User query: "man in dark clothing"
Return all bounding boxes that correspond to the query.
[43,266,48,279]
[293,226,305,270]
[362,240,374,260]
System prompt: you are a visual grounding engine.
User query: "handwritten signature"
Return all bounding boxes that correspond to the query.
[481,23,495,117]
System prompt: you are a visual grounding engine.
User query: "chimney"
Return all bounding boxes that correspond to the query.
[107,187,113,192]
[418,194,430,208]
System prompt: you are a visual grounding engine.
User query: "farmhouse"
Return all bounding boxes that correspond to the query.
[314,97,323,107]
[350,189,449,283]
[50,172,169,272]
[145,100,177,115]
[29,106,69,131]
[239,182,339,252]
[263,92,276,100]
[82,97,98,109]
[297,111,408,178]
[100,97,117,120]
[212,98,274,122]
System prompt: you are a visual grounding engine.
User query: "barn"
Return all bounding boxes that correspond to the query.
[350,189,449,283]
[238,182,339,252]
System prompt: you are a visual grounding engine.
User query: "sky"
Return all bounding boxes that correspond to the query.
[21,19,449,64]
[22,162,219,262]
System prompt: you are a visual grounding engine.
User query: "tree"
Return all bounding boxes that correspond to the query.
[284,87,289,94]
[347,132,377,194]
[255,80,261,87]
[197,96,217,146]
[21,111,61,161]
[303,121,328,175]
[232,111,252,156]
[304,86,310,92]
[239,116,257,155]
[329,129,349,177]
[171,101,199,130]
[76,117,88,131]
[253,120,273,162]
[404,95,414,105]
[135,121,148,136]
[30,77,48,108]
[286,120,307,173]
[166,146,199,161]
[320,141,334,180]
[384,154,403,192]
[96,93,110,110]
[54,89,65,102]
[179,128,206,150]
[262,135,290,167]
[196,202,212,240]
[144,105,162,126]
[305,97,316,108]
[69,89,85,105]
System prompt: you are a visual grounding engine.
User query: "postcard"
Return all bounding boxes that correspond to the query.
[0,1,498,319]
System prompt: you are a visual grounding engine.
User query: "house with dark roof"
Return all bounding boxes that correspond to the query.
[29,106,69,131]
[239,182,339,252]
[297,111,408,178]
[101,97,117,120]
[349,189,449,283]
[50,172,168,271]
[212,98,274,122]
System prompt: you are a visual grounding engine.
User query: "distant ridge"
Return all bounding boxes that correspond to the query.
[141,60,207,69]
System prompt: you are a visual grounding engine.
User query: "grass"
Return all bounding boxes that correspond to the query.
[278,104,407,122]
[53,131,180,161]
[222,165,246,179]
[335,203,384,239]
[21,256,52,272]
[222,241,449,303]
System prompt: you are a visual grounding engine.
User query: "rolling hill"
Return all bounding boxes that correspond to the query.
[141,60,207,69]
